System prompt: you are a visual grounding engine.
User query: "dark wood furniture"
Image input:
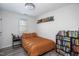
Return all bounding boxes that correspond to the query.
[12,34,22,48]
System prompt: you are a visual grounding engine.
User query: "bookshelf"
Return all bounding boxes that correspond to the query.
[56,35,71,56]
[67,31,79,56]
[56,30,79,56]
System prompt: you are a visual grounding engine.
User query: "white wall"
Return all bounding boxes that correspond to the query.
[0,12,2,48]
[27,17,37,33]
[36,4,79,42]
[0,10,36,49]
[0,16,1,32]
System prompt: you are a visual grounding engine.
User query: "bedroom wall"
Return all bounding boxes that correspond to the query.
[36,4,79,42]
[0,12,2,48]
[0,10,36,49]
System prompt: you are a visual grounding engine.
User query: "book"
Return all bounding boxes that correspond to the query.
[72,38,75,45]
[67,42,70,48]
[57,40,61,45]
[60,46,63,49]
[57,49,60,52]
[57,45,60,49]
[60,50,65,55]
[75,39,79,45]
[63,41,67,46]
[56,36,59,39]
[78,31,79,37]
[66,48,70,52]
[63,37,67,40]
[63,47,65,51]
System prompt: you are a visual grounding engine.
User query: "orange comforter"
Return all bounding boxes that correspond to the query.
[22,33,55,56]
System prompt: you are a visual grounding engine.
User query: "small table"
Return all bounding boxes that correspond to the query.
[12,34,22,48]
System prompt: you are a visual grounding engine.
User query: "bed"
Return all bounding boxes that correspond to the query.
[22,33,55,56]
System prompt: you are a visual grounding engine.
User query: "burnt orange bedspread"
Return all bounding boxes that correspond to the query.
[22,33,55,56]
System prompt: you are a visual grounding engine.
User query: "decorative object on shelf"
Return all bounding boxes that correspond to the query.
[37,16,54,24]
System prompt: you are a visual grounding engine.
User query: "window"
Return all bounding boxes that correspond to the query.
[19,19,27,34]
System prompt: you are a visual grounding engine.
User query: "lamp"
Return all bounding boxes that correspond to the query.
[25,3,35,10]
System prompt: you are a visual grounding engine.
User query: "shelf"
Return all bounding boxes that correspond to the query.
[72,44,79,46]
[57,44,70,48]
[56,49,71,56]
[56,35,79,39]
[56,51,65,56]
[56,48,70,53]
[71,37,79,39]
[56,35,67,37]
[56,39,70,42]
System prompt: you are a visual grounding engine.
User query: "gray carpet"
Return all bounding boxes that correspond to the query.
[0,46,60,56]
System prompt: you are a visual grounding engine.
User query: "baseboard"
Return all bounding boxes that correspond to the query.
[0,45,12,50]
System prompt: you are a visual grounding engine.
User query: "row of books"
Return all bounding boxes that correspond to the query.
[57,31,67,36]
[63,41,70,48]
[57,31,79,38]
[57,49,70,56]
[56,36,70,41]
[57,40,70,48]
[72,38,79,45]
[67,31,79,38]
[57,45,70,53]
[57,33,79,46]
[63,37,70,41]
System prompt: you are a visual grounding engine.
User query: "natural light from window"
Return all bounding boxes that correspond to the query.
[19,19,27,34]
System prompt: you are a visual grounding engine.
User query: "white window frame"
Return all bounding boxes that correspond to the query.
[19,19,27,34]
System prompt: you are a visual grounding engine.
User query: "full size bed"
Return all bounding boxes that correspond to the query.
[22,33,55,56]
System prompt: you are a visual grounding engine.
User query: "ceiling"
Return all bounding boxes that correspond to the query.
[0,3,71,17]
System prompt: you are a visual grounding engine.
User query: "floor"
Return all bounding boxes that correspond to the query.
[0,45,60,56]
